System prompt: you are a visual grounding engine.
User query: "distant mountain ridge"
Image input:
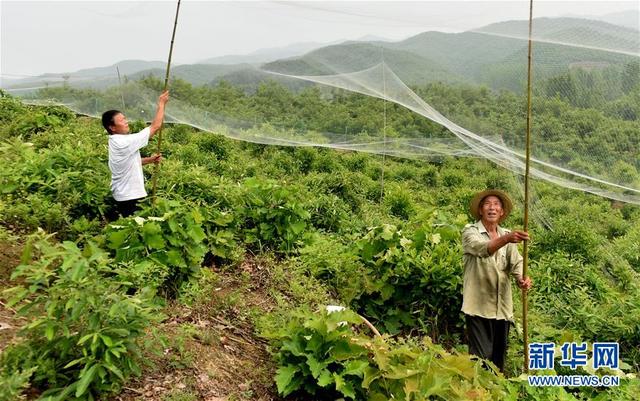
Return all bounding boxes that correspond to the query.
[3,13,638,94]
[264,16,639,91]
[563,9,640,31]
[197,35,394,66]
[197,41,332,65]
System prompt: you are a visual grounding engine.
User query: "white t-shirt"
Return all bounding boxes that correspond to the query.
[108,127,150,202]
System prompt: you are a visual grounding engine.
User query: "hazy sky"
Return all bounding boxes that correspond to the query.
[1,0,637,77]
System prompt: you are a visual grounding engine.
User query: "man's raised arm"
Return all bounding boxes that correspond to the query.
[149,90,169,138]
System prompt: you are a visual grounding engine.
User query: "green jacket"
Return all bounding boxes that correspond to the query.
[461,220,523,322]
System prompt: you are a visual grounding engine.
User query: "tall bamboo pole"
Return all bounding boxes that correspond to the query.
[116,66,126,110]
[523,0,534,374]
[380,49,387,204]
[151,0,181,204]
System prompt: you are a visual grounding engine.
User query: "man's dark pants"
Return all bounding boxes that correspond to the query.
[466,314,510,372]
[116,198,141,218]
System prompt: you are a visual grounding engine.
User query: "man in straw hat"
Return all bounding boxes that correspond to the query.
[461,189,532,372]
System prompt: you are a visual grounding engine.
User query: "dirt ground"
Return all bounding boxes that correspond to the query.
[0,237,25,355]
[1,236,283,401]
[113,256,282,401]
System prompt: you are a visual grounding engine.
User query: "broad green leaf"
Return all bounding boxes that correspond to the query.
[104,363,125,380]
[317,369,333,387]
[144,234,166,250]
[331,340,365,360]
[168,218,180,233]
[107,230,129,249]
[188,225,206,243]
[304,317,327,335]
[281,337,306,357]
[362,365,381,389]
[306,355,327,379]
[166,250,186,267]
[290,220,306,235]
[333,373,357,399]
[45,324,55,341]
[403,376,419,396]
[63,357,86,369]
[99,334,114,347]
[305,333,324,353]
[380,224,396,241]
[275,365,300,396]
[343,360,370,377]
[75,364,98,397]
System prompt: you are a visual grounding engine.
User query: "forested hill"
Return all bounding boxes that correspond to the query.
[5,15,638,94]
[265,16,638,91]
[1,68,640,400]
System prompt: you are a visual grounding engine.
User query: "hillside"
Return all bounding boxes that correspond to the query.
[128,63,257,87]
[198,40,333,65]
[263,42,464,85]
[475,17,640,54]
[262,16,638,91]
[6,15,636,97]
[1,69,640,401]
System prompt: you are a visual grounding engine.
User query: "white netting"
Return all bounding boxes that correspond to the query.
[2,1,639,203]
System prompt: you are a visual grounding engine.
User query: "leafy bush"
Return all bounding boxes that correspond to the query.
[347,216,464,338]
[200,205,240,264]
[2,234,157,401]
[533,216,601,264]
[239,177,311,253]
[0,367,35,401]
[298,235,364,302]
[303,171,370,213]
[306,193,354,233]
[383,183,415,220]
[269,308,515,400]
[271,308,370,399]
[103,199,208,295]
[5,106,71,139]
[0,133,110,235]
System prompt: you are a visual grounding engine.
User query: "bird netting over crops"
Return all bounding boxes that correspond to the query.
[2,1,639,203]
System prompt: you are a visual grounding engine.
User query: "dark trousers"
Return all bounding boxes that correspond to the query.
[116,198,141,218]
[466,314,510,372]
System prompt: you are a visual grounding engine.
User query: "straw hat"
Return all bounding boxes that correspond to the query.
[470,189,513,222]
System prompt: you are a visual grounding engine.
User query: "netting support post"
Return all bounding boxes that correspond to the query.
[116,66,126,110]
[380,48,387,204]
[523,0,534,375]
[151,0,181,204]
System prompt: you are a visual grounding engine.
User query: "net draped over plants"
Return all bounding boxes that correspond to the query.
[2,1,639,204]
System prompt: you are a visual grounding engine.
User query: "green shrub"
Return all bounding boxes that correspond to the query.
[102,199,208,295]
[239,177,311,253]
[383,183,415,220]
[200,205,240,263]
[0,366,35,401]
[420,164,439,186]
[348,217,464,338]
[298,235,364,302]
[306,193,353,233]
[269,308,372,399]
[195,131,229,160]
[2,234,157,401]
[268,308,514,400]
[533,216,600,263]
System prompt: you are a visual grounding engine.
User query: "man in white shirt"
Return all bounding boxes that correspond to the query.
[101,90,169,217]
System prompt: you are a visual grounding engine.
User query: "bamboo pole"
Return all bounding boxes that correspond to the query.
[151,0,181,204]
[380,48,387,204]
[116,66,126,110]
[523,0,534,374]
